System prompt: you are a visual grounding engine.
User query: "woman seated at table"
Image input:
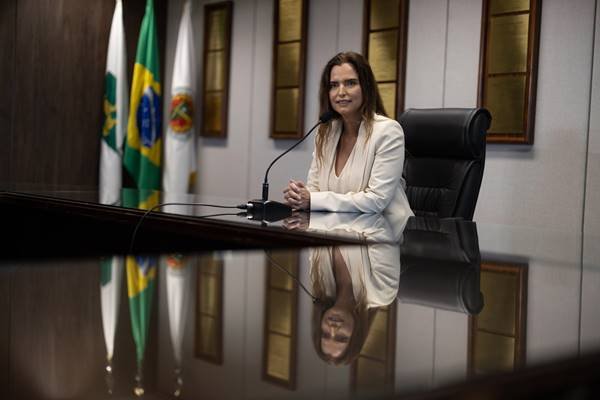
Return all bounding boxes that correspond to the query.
[283,51,412,215]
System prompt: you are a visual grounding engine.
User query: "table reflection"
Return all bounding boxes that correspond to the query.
[2,216,488,398]
[399,217,484,314]
[3,207,600,400]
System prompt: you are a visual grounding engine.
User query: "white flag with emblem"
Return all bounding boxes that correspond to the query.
[100,256,123,363]
[100,0,128,205]
[163,0,196,193]
[166,254,192,368]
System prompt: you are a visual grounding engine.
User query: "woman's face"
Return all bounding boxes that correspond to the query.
[328,63,363,121]
[320,305,355,359]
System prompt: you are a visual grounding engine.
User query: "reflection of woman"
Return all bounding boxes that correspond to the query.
[308,212,405,364]
[310,243,400,364]
[283,52,411,215]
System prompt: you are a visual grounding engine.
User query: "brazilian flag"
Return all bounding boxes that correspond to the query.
[124,0,162,192]
[122,187,160,212]
[126,255,157,387]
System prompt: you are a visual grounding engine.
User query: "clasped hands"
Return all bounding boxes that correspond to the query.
[283,179,310,210]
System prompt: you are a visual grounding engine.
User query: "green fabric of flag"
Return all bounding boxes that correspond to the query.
[126,256,157,367]
[124,0,162,191]
[100,258,113,286]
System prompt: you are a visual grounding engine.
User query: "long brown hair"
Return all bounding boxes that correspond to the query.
[309,247,375,365]
[315,52,387,165]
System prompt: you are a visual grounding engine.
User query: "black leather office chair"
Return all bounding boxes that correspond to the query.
[399,108,491,220]
[399,216,484,314]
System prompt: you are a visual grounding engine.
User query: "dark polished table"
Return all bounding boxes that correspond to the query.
[1,188,599,399]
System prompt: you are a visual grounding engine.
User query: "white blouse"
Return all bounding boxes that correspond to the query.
[326,138,360,195]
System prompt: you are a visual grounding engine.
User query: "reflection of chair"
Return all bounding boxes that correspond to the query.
[399,108,491,220]
[398,217,483,314]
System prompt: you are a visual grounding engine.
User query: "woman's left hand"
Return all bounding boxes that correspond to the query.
[283,180,311,210]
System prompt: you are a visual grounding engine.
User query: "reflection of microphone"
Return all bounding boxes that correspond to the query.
[264,250,320,303]
[245,111,335,222]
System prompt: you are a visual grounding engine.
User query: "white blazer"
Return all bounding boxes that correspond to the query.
[307,114,413,216]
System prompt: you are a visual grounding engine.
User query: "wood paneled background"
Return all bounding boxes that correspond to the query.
[0,269,9,399]
[0,0,167,188]
[0,0,16,185]
[0,0,166,397]
[2,261,159,399]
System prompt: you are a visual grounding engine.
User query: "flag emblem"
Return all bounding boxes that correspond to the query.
[136,255,152,275]
[169,93,194,133]
[127,255,157,298]
[166,253,185,269]
[102,73,118,148]
[139,86,162,148]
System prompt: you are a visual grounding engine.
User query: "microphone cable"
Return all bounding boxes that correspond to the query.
[128,201,249,254]
[264,249,319,303]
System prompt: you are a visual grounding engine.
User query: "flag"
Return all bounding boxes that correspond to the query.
[166,253,192,366]
[162,6,195,389]
[126,254,157,395]
[123,187,160,212]
[100,0,128,205]
[124,0,162,192]
[100,257,124,363]
[163,0,197,193]
[100,255,124,395]
[165,253,192,396]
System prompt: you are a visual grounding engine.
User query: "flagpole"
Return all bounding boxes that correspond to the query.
[134,361,144,397]
[105,357,114,395]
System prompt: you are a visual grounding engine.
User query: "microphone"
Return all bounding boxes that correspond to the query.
[245,111,335,222]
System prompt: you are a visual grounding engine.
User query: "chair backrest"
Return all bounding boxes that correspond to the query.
[399,108,491,220]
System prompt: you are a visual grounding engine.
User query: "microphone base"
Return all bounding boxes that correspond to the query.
[247,199,292,223]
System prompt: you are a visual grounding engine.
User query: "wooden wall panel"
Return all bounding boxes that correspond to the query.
[0,268,10,400]
[2,0,167,188]
[0,0,16,184]
[9,262,105,399]
[11,0,113,187]
[6,260,159,398]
